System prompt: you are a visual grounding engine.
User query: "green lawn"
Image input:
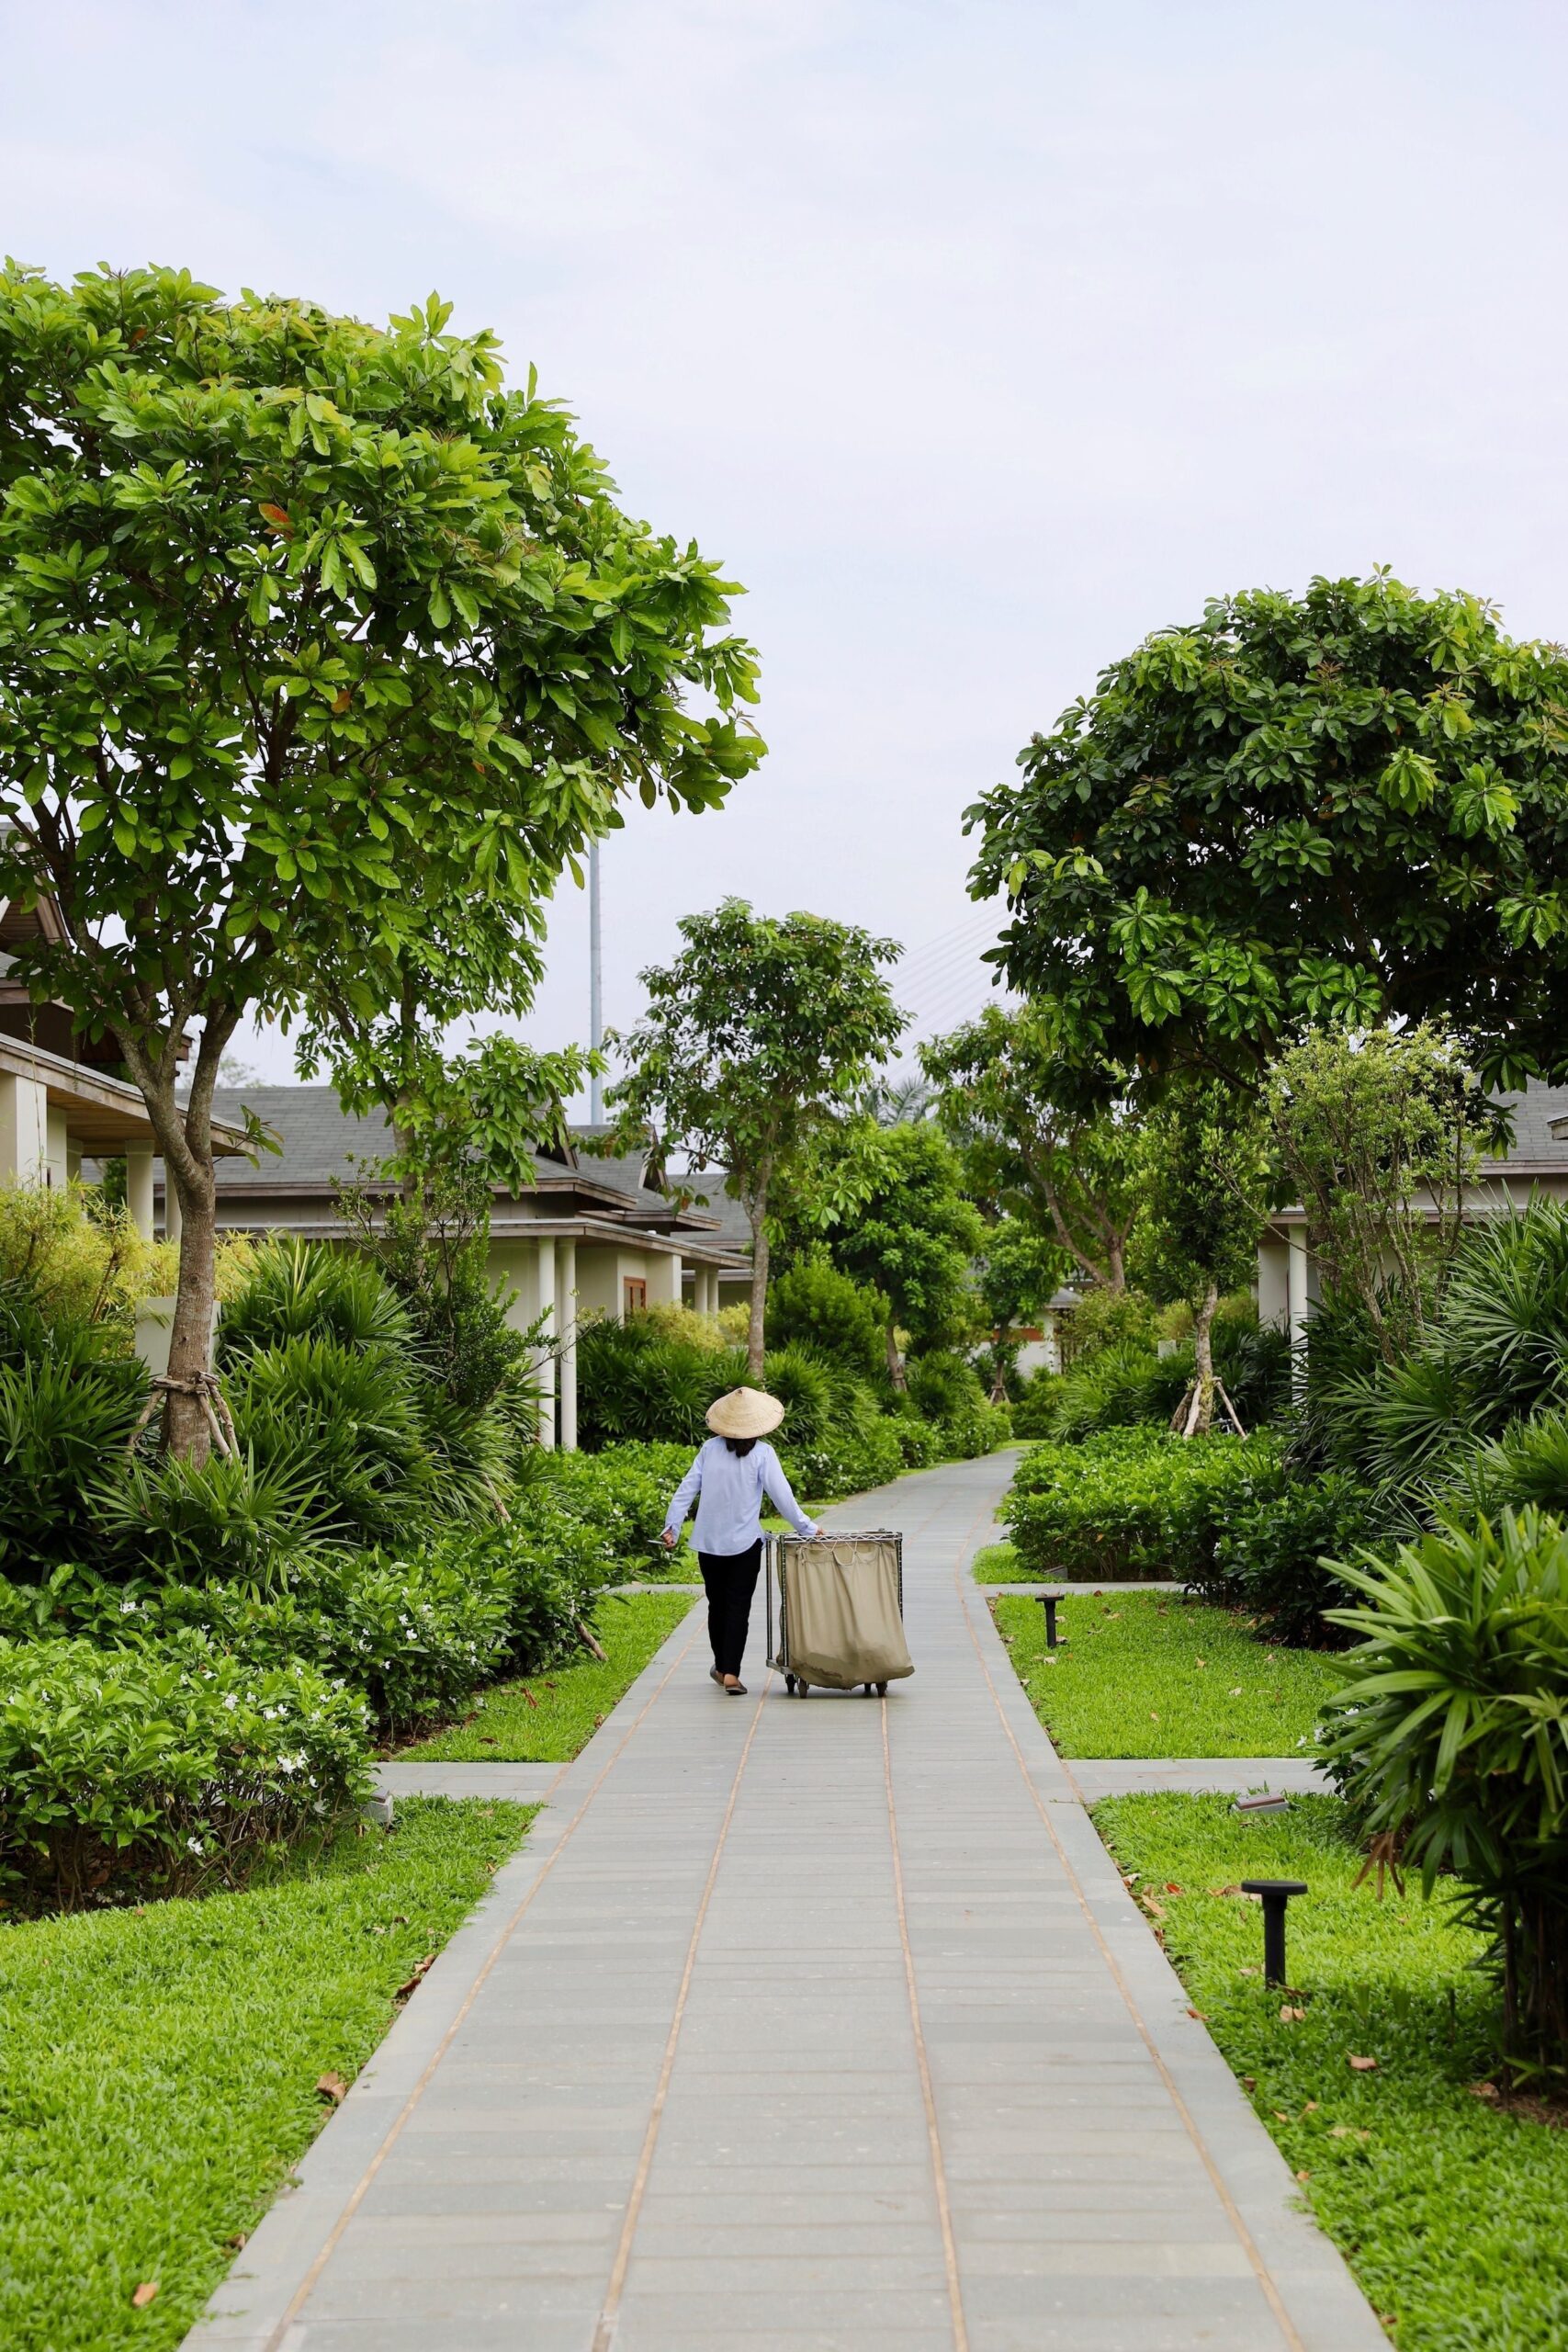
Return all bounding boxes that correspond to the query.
[974,1538,1024,1580]
[0,1798,529,2352]
[994,1589,1345,1756]
[404,1588,695,1761]
[1095,1793,1568,2350]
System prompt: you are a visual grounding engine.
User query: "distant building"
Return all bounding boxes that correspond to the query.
[1257,1080,1568,1348]
[179,1087,750,1451]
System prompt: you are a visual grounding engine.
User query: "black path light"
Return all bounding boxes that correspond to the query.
[1241,1879,1308,1987]
[1036,1591,1063,1648]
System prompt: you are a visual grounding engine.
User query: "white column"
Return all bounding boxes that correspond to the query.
[1287,1228,1311,1385]
[45,1105,70,1190]
[699,1263,719,1316]
[1257,1238,1290,1332]
[555,1238,578,1453]
[125,1148,155,1239]
[536,1234,558,1451]
[0,1072,48,1186]
[163,1170,182,1247]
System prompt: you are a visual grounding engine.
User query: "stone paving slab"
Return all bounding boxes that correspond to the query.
[186,1451,1385,2352]
[1066,1758,1332,1803]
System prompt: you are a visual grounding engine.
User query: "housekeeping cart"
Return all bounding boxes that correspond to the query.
[765,1531,913,1696]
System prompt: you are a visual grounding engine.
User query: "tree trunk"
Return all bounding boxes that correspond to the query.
[885,1317,907,1392]
[1188,1280,1219,1437]
[1105,1237,1126,1291]
[745,1183,770,1381]
[164,1159,220,1461]
[116,1007,239,1463]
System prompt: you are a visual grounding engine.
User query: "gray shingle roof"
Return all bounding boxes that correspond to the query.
[1486,1080,1568,1170]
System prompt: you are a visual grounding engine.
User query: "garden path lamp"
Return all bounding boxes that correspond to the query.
[1036,1592,1063,1648]
[1241,1879,1307,1988]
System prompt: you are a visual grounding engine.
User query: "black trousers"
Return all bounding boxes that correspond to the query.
[698,1541,762,1677]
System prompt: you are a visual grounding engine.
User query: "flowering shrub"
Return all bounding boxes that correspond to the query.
[0,1636,371,1914]
[1005,1429,1280,1582]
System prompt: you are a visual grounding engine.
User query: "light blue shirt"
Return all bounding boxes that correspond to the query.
[663,1438,818,1555]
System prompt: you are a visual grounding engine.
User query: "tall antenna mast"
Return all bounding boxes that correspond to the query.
[589,836,604,1125]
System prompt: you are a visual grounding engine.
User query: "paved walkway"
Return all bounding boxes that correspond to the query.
[192,1453,1383,2352]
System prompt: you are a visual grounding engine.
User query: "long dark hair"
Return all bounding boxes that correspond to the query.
[724,1436,758,1457]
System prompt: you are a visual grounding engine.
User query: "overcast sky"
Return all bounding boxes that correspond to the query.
[6,0,1567,1102]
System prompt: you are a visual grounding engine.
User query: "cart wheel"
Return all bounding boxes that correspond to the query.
[797,1679,809,1697]
[784,1673,796,1694]
[876,1681,888,1696]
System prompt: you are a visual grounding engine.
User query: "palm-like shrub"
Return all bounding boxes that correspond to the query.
[225,1335,433,1544]
[1323,1509,1568,2078]
[0,1331,148,1577]
[1313,1204,1568,1502]
[93,1449,330,1588]
[218,1238,417,1362]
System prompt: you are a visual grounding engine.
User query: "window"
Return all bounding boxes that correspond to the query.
[623,1278,648,1317]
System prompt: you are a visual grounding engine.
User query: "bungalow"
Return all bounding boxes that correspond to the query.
[0,894,247,1236]
[1257,1079,1568,1347]
[184,1087,750,1451]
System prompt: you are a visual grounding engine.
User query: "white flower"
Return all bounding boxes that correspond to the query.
[224,1692,239,1711]
[186,1835,206,1856]
[277,1752,305,1775]
[119,1599,140,1616]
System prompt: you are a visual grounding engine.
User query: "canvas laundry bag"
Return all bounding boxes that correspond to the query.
[783,1537,913,1690]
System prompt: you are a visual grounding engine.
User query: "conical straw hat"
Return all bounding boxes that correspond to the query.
[706,1385,784,1439]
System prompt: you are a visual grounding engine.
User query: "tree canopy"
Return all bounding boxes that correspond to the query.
[0,263,761,1450]
[965,572,1568,1104]
[781,1118,985,1387]
[604,899,904,1374]
[922,1004,1146,1288]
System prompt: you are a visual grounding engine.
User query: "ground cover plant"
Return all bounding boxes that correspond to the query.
[972,1539,1023,1581]
[0,1796,529,2352]
[1096,1792,1568,2351]
[994,1590,1343,1758]
[1323,1509,1568,2082]
[403,1590,695,1762]
[1003,1427,1280,1583]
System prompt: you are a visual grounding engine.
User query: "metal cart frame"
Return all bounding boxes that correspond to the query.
[765,1530,905,1696]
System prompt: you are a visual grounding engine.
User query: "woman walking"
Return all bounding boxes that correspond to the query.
[661,1386,818,1692]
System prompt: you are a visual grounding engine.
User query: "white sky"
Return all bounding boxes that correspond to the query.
[6,0,1567,1103]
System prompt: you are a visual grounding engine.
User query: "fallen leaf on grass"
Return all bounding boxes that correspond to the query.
[226,2233,248,2251]
[1294,2168,1312,2182]
[1149,1712,1159,1723]
[1243,2075,1257,2090]
[1471,2080,1500,2102]
[1328,2125,1371,2142]
[1210,1884,1245,1898]
[1280,2005,1306,2023]
[131,2282,159,2309]
[1303,2100,1319,2112]
[1229,1686,1245,1697]
[1186,2007,1208,2021]
[1348,2053,1378,2073]
[316,2073,348,2105]
[523,1690,540,1710]
[1142,1895,1168,1924]
[479,1736,498,1745]
[394,1955,436,2003]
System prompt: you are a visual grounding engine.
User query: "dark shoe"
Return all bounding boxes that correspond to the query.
[724,1677,747,1695]
[709,1668,726,1688]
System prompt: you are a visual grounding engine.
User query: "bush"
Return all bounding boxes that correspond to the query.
[0,1320,148,1576]
[91,1448,331,1589]
[1005,1429,1278,1582]
[1011,1370,1063,1438]
[531,1440,696,1565]
[226,1334,434,1544]
[1059,1285,1159,1366]
[1322,1509,1568,2079]
[0,1635,371,1914]
[767,1258,886,1379]
[1207,1465,1382,1645]
[577,1317,743,1449]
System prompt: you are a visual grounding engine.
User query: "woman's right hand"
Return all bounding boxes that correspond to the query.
[660,1529,678,1550]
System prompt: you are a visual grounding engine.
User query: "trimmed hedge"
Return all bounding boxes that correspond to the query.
[0,1637,371,1915]
[1205,1464,1383,1646]
[1004,1429,1281,1582]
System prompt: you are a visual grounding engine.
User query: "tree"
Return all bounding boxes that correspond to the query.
[974,1215,1066,1399]
[1133,1078,1270,1434]
[1266,1023,1495,1363]
[0,265,761,1453]
[922,1004,1146,1288]
[784,1118,986,1388]
[604,901,904,1377]
[965,573,1568,1105]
